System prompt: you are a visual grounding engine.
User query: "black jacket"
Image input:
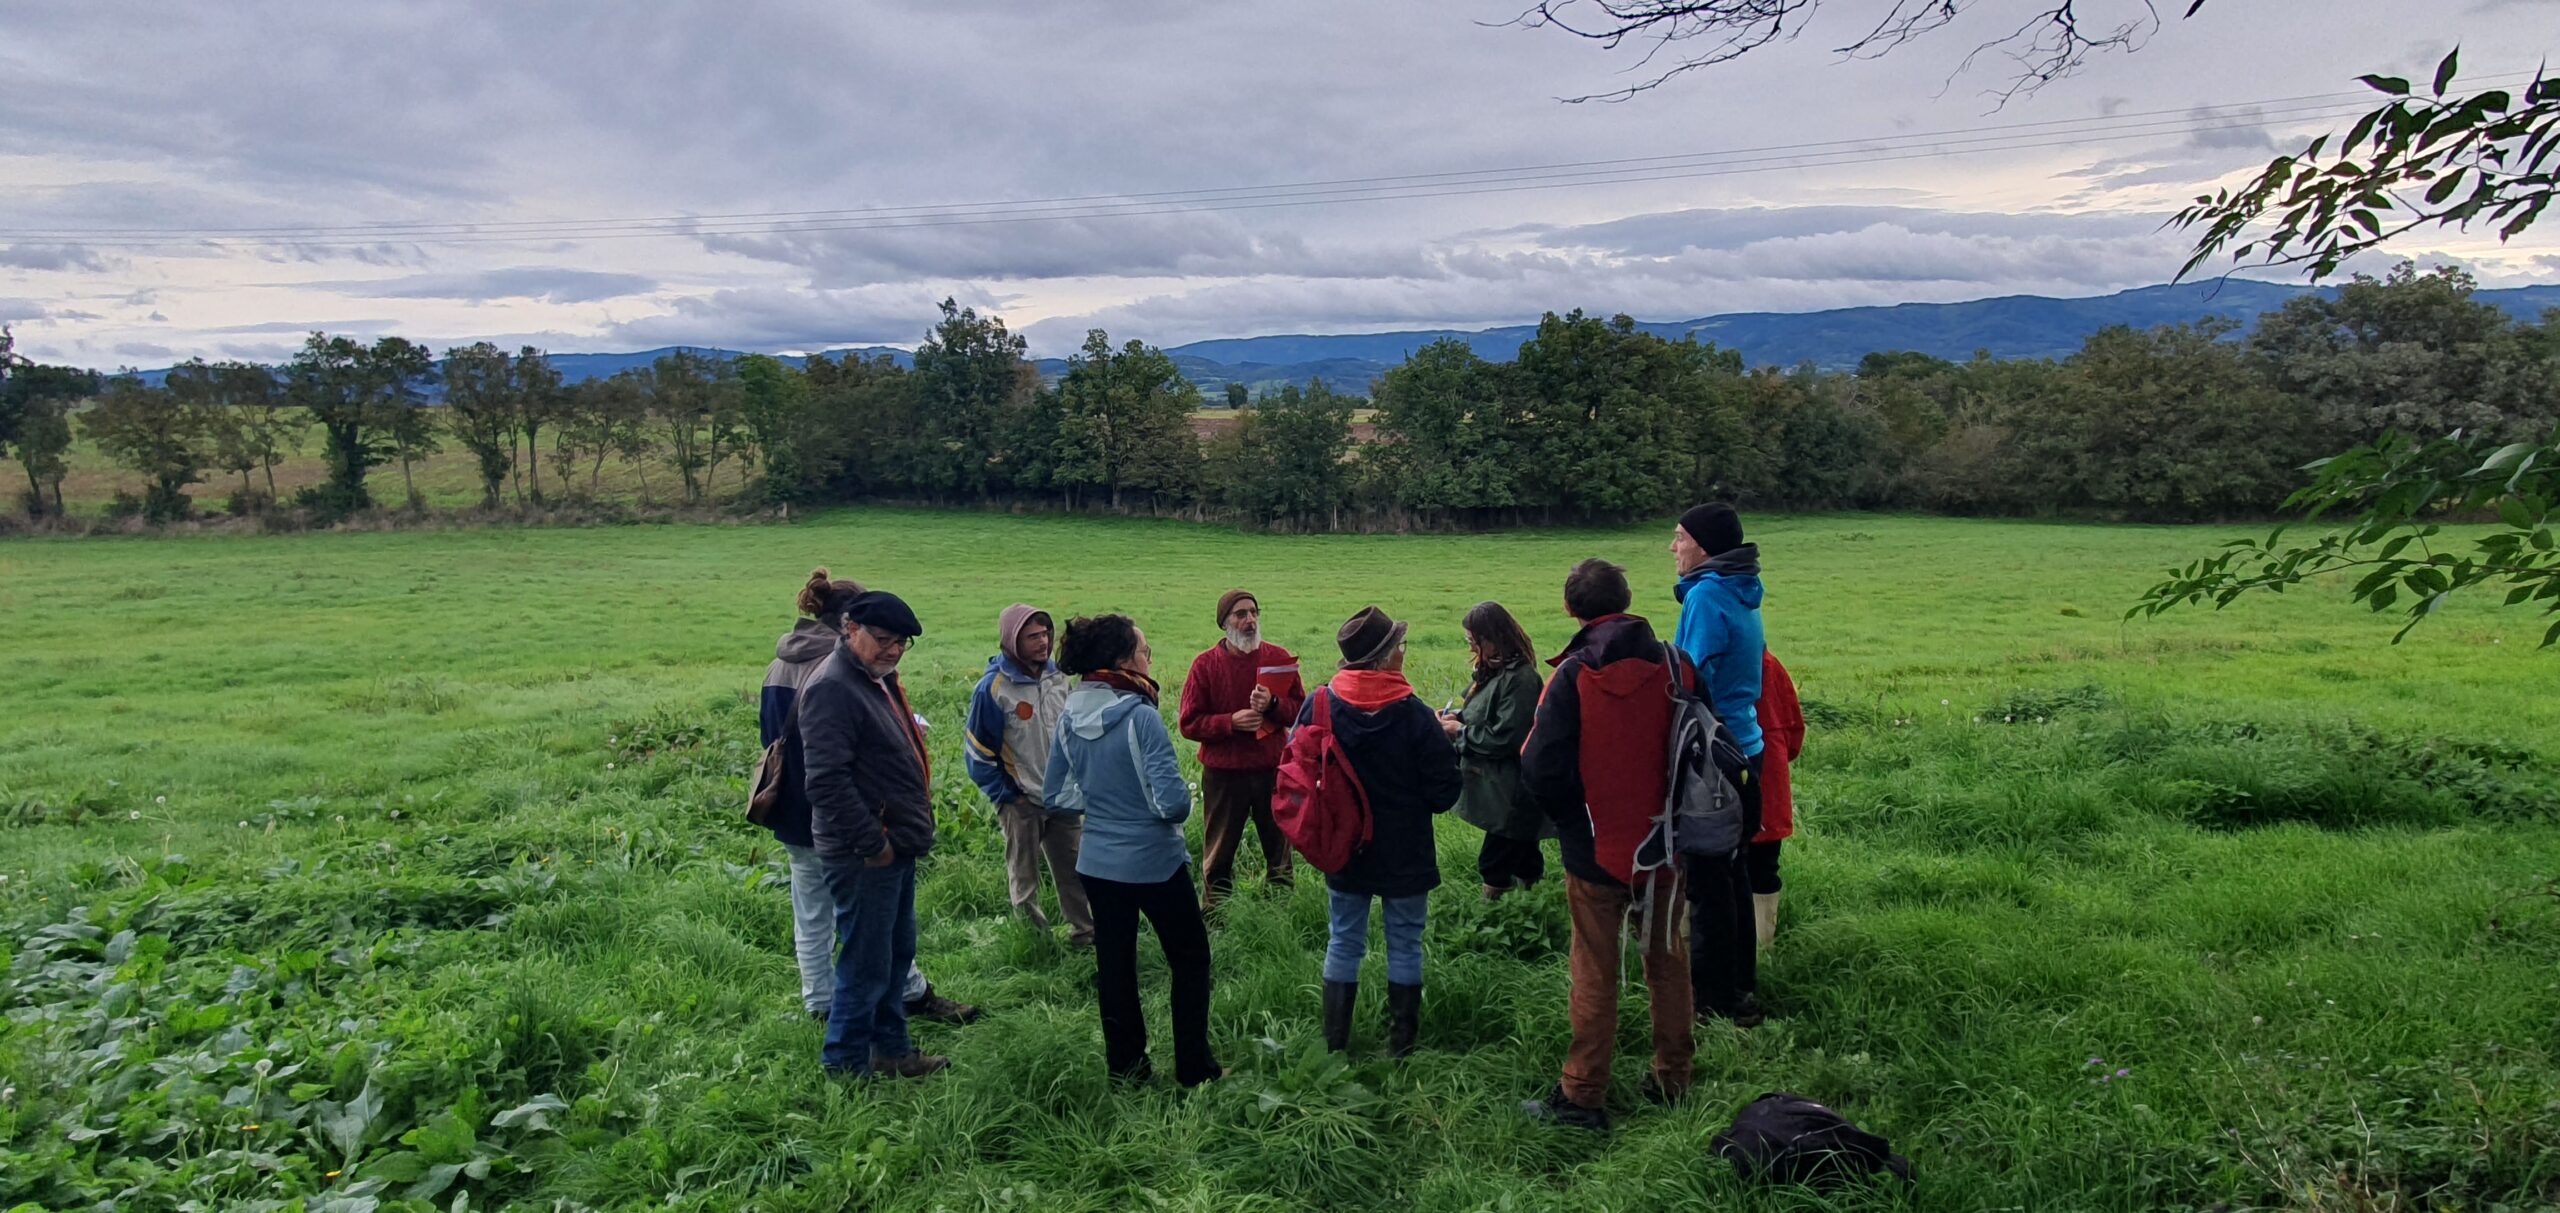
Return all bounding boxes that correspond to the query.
[1303,681,1462,898]
[798,640,937,862]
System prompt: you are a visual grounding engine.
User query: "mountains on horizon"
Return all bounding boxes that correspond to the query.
[134,279,2560,396]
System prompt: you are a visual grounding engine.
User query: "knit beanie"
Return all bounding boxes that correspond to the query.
[1679,502,1745,557]
[1215,588,1259,627]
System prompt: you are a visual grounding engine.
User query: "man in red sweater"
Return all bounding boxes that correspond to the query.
[1178,588,1307,906]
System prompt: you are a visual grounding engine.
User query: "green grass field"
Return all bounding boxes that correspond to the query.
[3,510,2556,1212]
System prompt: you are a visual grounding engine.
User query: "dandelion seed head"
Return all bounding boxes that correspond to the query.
[154,795,167,804]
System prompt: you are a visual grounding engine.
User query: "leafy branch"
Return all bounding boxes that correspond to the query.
[2129,430,2560,646]
[2176,50,2560,280]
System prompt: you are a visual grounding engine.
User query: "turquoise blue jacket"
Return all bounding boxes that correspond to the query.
[1673,545,1767,757]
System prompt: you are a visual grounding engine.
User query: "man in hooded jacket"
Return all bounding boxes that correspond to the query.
[1670,502,1769,1026]
[965,604,1093,946]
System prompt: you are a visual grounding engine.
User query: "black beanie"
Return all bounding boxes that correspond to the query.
[1680,502,1745,557]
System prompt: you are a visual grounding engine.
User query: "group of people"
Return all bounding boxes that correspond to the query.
[752,502,1806,1128]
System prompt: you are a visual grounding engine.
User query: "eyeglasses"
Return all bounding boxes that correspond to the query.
[861,626,917,651]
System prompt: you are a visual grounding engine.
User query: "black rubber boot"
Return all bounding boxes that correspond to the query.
[1386,982,1422,1059]
[1322,979,1358,1053]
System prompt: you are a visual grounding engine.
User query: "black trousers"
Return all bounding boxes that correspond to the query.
[1476,833,1547,889]
[1744,839,1783,895]
[1688,751,1765,1014]
[1083,865,1220,1086]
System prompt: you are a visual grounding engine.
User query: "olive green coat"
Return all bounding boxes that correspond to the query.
[1451,662,1551,841]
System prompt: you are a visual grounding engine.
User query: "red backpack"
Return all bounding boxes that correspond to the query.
[1272,690,1373,873]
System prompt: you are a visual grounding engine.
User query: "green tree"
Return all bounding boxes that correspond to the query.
[2247,263,2532,444]
[287,333,378,514]
[1210,381,1358,526]
[1051,329,1202,509]
[512,347,563,506]
[1364,338,1524,522]
[86,372,214,522]
[642,350,737,504]
[737,353,814,504]
[441,343,517,509]
[2,342,90,518]
[214,361,296,503]
[801,351,916,499]
[909,299,1034,501]
[1510,311,1689,520]
[2064,320,2323,519]
[1225,381,1250,410]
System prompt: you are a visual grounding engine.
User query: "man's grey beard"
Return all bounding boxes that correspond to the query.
[1225,626,1261,653]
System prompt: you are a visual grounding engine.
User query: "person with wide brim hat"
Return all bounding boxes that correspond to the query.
[1298,605,1459,1059]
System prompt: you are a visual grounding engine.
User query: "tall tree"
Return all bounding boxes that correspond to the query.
[642,350,737,504]
[441,342,516,509]
[87,372,214,522]
[512,346,563,505]
[2247,263,2530,444]
[1364,338,1523,522]
[1210,381,1358,526]
[1051,329,1203,509]
[909,299,1034,501]
[287,333,380,515]
[2,347,90,517]
[215,361,296,501]
[736,353,811,503]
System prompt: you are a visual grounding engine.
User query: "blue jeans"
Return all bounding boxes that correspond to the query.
[821,854,918,1073]
[1324,888,1427,986]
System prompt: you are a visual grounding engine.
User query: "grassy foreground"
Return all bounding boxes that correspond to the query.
[2,509,2556,1212]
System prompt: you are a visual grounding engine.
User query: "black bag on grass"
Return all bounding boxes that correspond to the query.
[1711,1092,1913,1188]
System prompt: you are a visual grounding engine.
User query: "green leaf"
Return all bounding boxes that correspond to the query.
[2434,47,2460,96]
[2499,497,2536,529]
[2360,74,2412,96]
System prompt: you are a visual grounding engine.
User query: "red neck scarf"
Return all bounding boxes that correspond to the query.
[1084,669,1161,704]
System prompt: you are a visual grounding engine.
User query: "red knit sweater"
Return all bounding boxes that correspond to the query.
[1177,640,1306,770]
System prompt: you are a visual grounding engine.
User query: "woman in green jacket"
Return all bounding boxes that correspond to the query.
[1438,601,1551,899]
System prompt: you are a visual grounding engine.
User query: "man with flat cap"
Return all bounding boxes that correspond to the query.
[1669,502,1769,1027]
[800,589,950,1080]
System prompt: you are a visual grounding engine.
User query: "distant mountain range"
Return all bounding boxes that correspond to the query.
[130,279,2560,396]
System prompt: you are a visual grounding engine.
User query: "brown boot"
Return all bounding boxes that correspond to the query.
[872,1052,951,1080]
[905,985,982,1025]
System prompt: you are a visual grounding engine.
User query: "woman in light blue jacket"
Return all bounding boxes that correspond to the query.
[1043,613,1224,1087]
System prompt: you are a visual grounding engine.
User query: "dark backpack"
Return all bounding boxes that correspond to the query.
[1272,690,1374,873]
[1711,1092,1913,1188]
[1637,643,1749,871]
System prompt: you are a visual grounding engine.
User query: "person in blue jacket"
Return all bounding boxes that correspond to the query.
[1042,613,1225,1087]
[1670,502,1769,1027]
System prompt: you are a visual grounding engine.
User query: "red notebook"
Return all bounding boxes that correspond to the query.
[1254,664,1299,738]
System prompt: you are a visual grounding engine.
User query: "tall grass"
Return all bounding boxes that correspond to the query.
[1,510,2555,1210]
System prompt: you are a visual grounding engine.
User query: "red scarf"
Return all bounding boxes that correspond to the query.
[1329,668,1415,711]
[1084,669,1161,704]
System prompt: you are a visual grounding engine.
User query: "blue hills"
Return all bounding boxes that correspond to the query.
[127,279,2560,395]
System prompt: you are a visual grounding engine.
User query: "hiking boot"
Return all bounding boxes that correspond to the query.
[1701,993,1767,1029]
[872,1052,951,1080]
[808,1007,829,1023]
[1322,979,1358,1053]
[1482,883,1508,902]
[1385,982,1422,1060]
[905,986,982,1025]
[1523,1084,1610,1132]
[1639,1073,1690,1106]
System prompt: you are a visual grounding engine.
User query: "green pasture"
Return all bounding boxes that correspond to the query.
[2,510,2555,1212]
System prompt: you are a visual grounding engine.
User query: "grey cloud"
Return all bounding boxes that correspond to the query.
[0,244,114,272]
[312,266,660,304]
[601,286,1000,352]
[701,215,1441,286]
[0,299,51,323]
[205,318,401,335]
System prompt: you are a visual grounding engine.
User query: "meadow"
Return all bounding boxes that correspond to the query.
[2,509,2556,1212]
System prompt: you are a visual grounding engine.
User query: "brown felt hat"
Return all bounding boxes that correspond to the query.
[1335,605,1408,669]
[1215,588,1259,627]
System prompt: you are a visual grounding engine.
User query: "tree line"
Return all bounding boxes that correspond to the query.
[5,263,2555,528]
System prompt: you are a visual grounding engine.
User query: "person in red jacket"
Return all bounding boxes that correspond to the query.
[1177,589,1307,906]
[1750,652,1806,950]
[1517,559,1696,1131]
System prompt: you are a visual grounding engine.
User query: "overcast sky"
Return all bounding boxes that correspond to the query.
[3,0,2555,366]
